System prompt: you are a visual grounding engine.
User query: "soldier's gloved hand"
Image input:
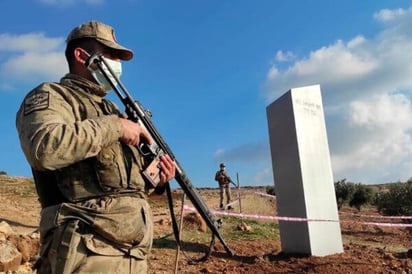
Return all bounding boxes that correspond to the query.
[119,118,152,146]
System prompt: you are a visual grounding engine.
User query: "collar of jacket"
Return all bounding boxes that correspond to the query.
[60,73,108,97]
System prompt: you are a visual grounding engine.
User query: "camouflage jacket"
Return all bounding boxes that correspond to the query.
[16,74,152,255]
[215,170,231,186]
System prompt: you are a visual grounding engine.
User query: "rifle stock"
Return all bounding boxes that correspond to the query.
[86,54,234,257]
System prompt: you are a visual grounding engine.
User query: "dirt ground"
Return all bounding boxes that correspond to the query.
[0,175,411,273]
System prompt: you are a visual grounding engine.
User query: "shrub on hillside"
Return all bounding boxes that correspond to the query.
[334,179,355,210]
[349,183,374,211]
[373,181,412,216]
[266,185,276,196]
[335,179,374,211]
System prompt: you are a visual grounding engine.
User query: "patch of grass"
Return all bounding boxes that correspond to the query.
[166,216,279,245]
[221,217,279,241]
[237,191,276,217]
[153,214,280,255]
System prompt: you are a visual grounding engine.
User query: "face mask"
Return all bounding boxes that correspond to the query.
[90,56,122,91]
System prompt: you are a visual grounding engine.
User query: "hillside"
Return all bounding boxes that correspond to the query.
[0,175,411,273]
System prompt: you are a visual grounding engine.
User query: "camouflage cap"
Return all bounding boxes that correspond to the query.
[66,20,133,60]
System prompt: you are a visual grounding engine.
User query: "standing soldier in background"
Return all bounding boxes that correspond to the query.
[15,20,175,274]
[215,163,233,210]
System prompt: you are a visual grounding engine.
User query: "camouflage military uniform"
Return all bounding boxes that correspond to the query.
[215,167,232,208]
[16,74,153,274]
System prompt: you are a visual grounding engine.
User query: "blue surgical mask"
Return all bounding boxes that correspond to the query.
[90,56,122,91]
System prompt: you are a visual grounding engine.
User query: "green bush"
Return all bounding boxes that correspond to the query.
[349,183,374,211]
[0,171,6,175]
[373,181,412,216]
[334,179,355,210]
[334,179,374,211]
[266,185,276,196]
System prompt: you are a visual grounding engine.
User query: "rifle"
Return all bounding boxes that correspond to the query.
[86,53,234,260]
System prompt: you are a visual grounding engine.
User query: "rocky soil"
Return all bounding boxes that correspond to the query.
[0,175,411,273]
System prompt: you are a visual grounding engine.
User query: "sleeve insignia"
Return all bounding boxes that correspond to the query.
[24,92,50,115]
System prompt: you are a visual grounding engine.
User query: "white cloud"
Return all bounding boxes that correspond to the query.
[275,50,296,62]
[0,32,67,89]
[0,33,63,53]
[264,37,383,106]
[263,6,412,184]
[332,93,412,182]
[265,13,412,107]
[2,52,66,79]
[374,8,407,22]
[349,93,412,130]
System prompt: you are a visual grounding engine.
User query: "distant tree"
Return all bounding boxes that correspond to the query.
[334,179,355,209]
[266,185,276,196]
[0,171,7,175]
[349,184,374,211]
[374,180,412,234]
[374,181,412,216]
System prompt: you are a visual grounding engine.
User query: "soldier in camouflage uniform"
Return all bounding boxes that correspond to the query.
[214,163,233,209]
[15,20,175,274]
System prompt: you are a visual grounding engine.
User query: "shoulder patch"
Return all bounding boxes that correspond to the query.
[24,92,50,115]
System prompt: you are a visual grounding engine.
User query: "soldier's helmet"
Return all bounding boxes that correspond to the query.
[220,163,226,168]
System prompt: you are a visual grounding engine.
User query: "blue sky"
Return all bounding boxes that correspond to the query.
[1,0,412,187]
